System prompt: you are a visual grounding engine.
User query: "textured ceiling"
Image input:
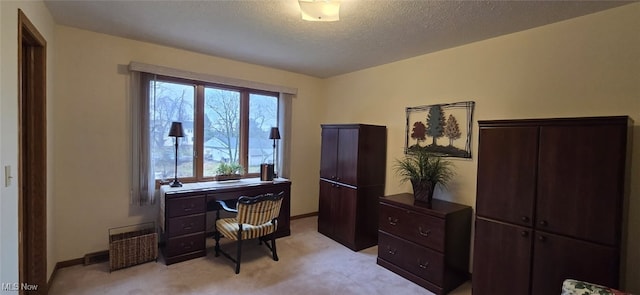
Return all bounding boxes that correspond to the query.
[44,0,632,78]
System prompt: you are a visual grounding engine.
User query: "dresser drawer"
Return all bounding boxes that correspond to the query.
[167,214,205,236]
[167,196,206,218]
[166,233,205,257]
[379,203,445,251]
[378,231,444,285]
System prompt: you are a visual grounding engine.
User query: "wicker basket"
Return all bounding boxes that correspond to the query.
[109,224,158,271]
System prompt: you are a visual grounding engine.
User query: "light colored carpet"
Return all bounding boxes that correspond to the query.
[49,216,472,295]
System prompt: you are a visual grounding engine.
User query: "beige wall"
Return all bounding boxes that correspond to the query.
[8,1,634,292]
[52,26,324,262]
[0,0,56,285]
[324,3,640,292]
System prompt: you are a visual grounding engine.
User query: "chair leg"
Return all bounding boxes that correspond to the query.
[214,210,221,257]
[271,237,279,261]
[214,230,221,257]
[235,238,242,274]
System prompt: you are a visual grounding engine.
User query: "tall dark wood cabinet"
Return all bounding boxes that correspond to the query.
[472,116,632,295]
[318,124,386,251]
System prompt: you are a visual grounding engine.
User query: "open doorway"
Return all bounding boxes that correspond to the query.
[18,9,47,294]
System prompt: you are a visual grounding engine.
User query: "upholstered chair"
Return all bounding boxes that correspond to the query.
[214,192,284,274]
[562,279,631,295]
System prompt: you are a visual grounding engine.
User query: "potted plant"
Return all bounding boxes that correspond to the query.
[215,162,244,181]
[394,148,454,204]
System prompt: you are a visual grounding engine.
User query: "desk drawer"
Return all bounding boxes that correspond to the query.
[167,214,205,236]
[378,231,444,285]
[166,233,205,257]
[380,203,445,251]
[167,196,206,218]
[212,186,286,201]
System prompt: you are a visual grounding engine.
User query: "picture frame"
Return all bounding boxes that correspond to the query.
[404,101,475,158]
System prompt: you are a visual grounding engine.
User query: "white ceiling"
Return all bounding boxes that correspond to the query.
[44,0,632,78]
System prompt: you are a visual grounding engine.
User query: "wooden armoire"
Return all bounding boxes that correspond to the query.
[318,124,386,251]
[472,116,632,295]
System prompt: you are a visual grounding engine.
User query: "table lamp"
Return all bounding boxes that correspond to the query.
[168,122,185,187]
[269,127,281,176]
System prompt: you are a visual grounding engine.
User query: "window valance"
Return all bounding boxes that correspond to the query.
[128,61,298,95]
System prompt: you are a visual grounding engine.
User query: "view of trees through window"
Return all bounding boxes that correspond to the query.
[146,74,278,182]
[150,80,195,181]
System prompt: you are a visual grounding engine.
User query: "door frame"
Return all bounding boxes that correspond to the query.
[18,9,48,293]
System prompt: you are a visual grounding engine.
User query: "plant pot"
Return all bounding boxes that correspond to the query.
[215,174,241,181]
[411,179,436,204]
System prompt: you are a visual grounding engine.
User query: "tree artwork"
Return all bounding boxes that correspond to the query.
[404,101,475,158]
[411,121,427,145]
[425,104,446,146]
[444,114,461,146]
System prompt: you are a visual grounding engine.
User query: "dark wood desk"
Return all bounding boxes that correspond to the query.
[160,178,291,265]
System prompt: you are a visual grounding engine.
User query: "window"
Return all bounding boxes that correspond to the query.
[143,73,279,183]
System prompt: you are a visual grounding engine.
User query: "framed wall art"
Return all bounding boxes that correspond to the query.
[404,101,475,158]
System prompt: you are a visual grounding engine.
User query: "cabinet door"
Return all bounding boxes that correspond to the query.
[537,124,626,245]
[476,126,538,226]
[320,128,339,180]
[472,219,532,295]
[332,184,357,245]
[531,232,619,295]
[336,128,359,186]
[318,180,334,235]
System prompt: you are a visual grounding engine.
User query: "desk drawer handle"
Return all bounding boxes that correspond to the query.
[418,261,429,269]
[388,217,398,226]
[387,246,397,255]
[418,227,431,237]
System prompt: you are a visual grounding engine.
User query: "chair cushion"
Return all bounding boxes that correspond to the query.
[562,279,631,295]
[216,218,276,241]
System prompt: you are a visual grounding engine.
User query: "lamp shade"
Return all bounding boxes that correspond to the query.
[168,122,185,137]
[269,127,281,140]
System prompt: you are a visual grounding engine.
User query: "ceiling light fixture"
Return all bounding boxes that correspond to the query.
[298,0,340,22]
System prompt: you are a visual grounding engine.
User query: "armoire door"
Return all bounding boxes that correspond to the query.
[336,128,359,186]
[317,180,334,235]
[331,184,357,245]
[536,123,627,245]
[531,231,619,295]
[472,219,532,295]
[320,128,339,181]
[476,126,538,226]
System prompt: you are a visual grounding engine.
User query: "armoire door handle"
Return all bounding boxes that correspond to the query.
[388,217,398,226]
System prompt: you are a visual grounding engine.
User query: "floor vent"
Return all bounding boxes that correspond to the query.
[84,250,109,265]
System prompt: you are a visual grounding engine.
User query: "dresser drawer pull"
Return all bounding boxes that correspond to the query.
[418,227,431,237]
[182,204,195,212]
[388,217,398,226]
[418,260,430,269]
[183,223,194,231]
[386,246,397,255]
[181,241,195,250]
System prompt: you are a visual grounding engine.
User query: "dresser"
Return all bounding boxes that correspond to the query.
[160,178,291,265]
[473,116,632,294]
[377,193,471,295]
[318,124,386,251]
